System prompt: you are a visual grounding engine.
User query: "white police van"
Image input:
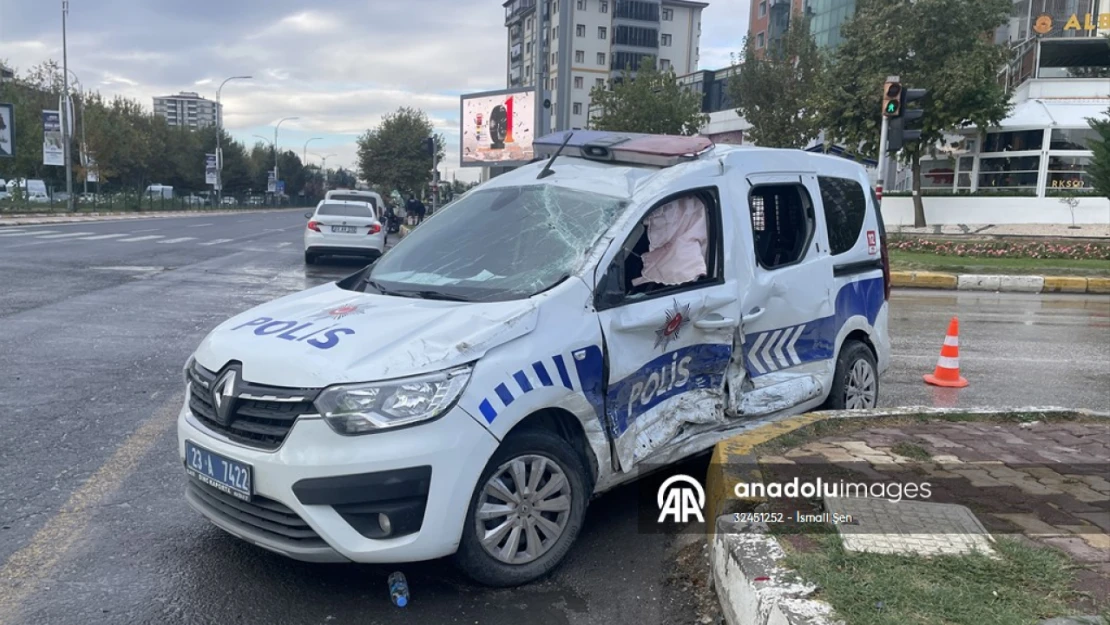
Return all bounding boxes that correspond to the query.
[178,131,891,587]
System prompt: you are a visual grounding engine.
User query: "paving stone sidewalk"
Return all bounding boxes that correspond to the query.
[763,420,1110,604]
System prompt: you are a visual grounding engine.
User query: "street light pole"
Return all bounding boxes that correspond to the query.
[319,153,337,190]
[273,116,298,195]
[303,137,322,165]
[66,69,87,195]
[61,0,74,211]
[215,75,251,206]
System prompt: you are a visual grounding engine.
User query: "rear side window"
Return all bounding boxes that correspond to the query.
[330,194,377,208]
[317,203,374,217]
[748,184,815,270]
[818,176,866,256]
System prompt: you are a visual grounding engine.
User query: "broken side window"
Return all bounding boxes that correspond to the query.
[748,184,815,270]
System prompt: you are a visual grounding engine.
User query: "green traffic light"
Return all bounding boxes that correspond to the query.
[885,101,898,114]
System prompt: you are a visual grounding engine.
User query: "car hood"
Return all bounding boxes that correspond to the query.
[194,282,539,388]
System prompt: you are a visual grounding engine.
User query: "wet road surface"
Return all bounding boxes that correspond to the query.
[0,210,1107,624]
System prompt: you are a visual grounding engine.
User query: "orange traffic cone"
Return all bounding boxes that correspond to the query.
[924,316,968,388]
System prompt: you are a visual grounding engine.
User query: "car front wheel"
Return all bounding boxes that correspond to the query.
[454,429,589,587]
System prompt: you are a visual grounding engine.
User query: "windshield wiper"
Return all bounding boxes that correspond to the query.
[391,289,471,302]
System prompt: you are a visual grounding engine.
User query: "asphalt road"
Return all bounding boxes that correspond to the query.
[0,210,1107,625]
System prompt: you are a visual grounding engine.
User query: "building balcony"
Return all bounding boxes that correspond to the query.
[504,0,537,25]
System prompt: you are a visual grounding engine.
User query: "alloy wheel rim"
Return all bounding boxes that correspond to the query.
[845,359,877,409]
[474,454,572,565]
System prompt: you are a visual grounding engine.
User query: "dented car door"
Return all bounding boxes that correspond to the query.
[592,187,743,473]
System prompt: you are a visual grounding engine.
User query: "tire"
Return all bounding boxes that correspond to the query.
[454,429,590,587]
[304,252,316,265]
[822,340,879,410]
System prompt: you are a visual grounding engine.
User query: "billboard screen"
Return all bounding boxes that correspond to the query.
[460,87,536,167]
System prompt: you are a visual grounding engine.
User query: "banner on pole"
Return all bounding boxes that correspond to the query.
[0,103,13,158]
[43,110,63,166]
[267,171,276,193]
[205,153,217,185]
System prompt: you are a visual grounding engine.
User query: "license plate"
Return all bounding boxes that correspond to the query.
[331,226,357,234]
[185,440,253,501]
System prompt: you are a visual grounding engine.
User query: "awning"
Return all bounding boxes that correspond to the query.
[993,98,1109,129]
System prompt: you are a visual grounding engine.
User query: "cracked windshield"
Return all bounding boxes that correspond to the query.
[1,0,1107,623]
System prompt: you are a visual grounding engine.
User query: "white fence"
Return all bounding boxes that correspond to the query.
[880,196,1110,226]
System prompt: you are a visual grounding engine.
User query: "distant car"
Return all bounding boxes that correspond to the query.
[247,196,264,206]
[221,197,238,206]
[325,189,383,211]
[303,200,385,264]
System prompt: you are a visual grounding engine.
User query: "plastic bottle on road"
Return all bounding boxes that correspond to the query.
[388,571,409,607]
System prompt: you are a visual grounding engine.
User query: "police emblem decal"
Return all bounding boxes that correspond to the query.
[654,300,692,350]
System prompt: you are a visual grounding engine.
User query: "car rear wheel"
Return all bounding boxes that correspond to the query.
[455,429,589,587]
[823,341,878,410]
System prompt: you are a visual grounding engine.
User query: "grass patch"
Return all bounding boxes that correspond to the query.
[890,250,1110,276]
[891,442,932,461]
[782,533,1081,625]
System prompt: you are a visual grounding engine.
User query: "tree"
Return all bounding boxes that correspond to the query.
[587,56,708,135]
[817,0,1013,226]
[356,107,442,198]
[1089,107,1110,200]
[729,12,824,148]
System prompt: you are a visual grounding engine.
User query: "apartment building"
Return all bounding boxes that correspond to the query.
[505,0,708,132]
[747,0,855,52]
[152,92,221,129]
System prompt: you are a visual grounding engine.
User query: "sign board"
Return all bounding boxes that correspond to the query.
[42,110,63,166]
[267,171,276,193]
[460,87,536,167]
[205,153,217,185]
[276,180,285,194]
[86,153,99,182]
[0,103,13,158]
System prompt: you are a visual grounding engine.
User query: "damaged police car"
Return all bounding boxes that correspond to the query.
[178,130,891,587]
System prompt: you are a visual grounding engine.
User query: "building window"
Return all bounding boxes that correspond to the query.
[759,0,767,16]
[983,129,1043,152]
[527,66,533,79]
[526,41,533,53]
[574,76,584,88]
[577,24,586,36]
[552,52,557,65]
[527,17,533,30]
[615,25,659,47]
[615,0,660,21]
[978,155,1040,190]
[599,26,607,39]
[661,33,672,46]
[757,32,765,48]
[660,59,671,69]
[576,49,585,62]
[662,8,673,20]
[600,0,608,12]
[596,77,606,88]
[1050,128,1100,151]
[598,52,606,65]
[573,102,583,115]
[1047,155,1094,190]
[577,0,586,8]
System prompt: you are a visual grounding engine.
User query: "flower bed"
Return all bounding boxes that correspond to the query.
[888,236,1110,261]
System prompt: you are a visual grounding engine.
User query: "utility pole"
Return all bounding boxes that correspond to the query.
[534,0,546,137]
[877,75,899,201]
[61,1,73,211]
[66,70,86,195]
[273,116,298,197]
[215,75,252,206]
[432,137,439,213]
[303,137,321,166]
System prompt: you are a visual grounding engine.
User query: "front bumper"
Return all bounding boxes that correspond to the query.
[177,399,499,564]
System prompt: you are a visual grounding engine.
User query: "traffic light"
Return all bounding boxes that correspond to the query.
[422,137,435,156]
[882,81,902,118]
[886,87,927,153]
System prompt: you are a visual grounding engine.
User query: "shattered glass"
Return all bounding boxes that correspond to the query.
[369,185,628,302]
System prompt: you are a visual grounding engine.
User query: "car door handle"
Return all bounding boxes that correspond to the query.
[694,316,736,330]
[745,307,766,322]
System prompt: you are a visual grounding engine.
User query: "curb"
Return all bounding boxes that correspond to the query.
[705,406,1110,625]
[0,208,303,227]
[711,515,839,625]
[890,271,1110,295]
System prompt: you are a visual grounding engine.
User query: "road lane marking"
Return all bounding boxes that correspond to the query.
[0,230,58,237]
[158,237,197,244]
[199,238,232,246]
[132,228,160,233]
[0,232,29,237]
[34,232,94,239]
[187,223,213,228]
[276,242,292,247]
[77,233,128,240]
[0,395,180,624]
[118,235,164,242]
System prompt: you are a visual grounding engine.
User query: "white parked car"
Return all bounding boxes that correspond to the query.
[303,199,385,264]
[179,131,892,587]
[325,188,384,212]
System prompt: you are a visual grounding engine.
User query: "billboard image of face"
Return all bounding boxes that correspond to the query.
[461,89,535,166]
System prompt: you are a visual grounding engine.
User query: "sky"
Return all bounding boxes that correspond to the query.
[0,0,747,183]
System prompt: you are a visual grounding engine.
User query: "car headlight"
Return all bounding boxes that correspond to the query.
[315,366,472,435]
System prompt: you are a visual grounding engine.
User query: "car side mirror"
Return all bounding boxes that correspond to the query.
[304,212,312,219]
